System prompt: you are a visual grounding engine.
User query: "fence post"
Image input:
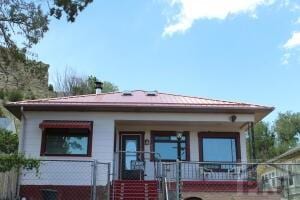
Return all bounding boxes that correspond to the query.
[176,161,182,200]
[92,160,97,200]
[107,163,111,200]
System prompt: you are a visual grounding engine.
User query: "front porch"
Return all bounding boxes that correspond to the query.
[113,119,252,181]
[109,119,281,199]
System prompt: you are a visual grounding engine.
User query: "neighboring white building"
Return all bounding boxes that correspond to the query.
[260,146,300,200]
[5,90,275,200]
[0,117,16,132]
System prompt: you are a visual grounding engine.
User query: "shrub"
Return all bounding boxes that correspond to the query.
[48,84,54,92]
[0,89,4,99]
[24,90,36,100]
[0,129,40,173]
[7,89,23,102]
[0,107,4,117]
[0,128,18,154]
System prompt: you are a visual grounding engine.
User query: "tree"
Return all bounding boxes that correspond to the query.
[54,68,118,96]
[0,0,93,91]
[247,122,277,161]
[50,0,93,22]
[274,112,300,154]
[0,129,39,172]
[0,0,93,49]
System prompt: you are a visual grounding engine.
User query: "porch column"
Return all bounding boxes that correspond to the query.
[248,122,256,161]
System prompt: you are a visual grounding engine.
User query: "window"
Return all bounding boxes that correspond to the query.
[199,132,240,162]
[41,123,93,156]
[151,131,189,161]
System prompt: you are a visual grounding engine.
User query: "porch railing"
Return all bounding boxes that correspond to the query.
[112,151,162,181]
[160,161,300,199]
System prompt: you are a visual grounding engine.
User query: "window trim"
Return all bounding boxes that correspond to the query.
[40,121,93,157]
[198,132,241,163]
[151,131,190,162]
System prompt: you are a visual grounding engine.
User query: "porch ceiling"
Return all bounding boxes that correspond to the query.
[115,120,248,131]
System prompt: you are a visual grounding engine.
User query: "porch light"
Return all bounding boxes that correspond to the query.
[230,115,237,122]
[176,132,183,139]
[144,139,150,145]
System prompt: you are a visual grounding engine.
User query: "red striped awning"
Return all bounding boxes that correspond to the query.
[39,120,92,130]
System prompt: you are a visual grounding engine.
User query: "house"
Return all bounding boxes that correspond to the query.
[0,117,16,132]
[5,88,281,200]
[259,146,300,200]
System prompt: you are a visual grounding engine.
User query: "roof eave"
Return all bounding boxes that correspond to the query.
[5,103,274,121]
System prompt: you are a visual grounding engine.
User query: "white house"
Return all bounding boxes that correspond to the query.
[5,89,279,200]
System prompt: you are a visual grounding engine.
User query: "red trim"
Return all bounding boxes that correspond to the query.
[20,185,94,200]
[40,121,93,157]
[118,131,145,152]
[161,180,269,193]
[39,120,92,130]
[118,131,145,180]
[198,132,241,162]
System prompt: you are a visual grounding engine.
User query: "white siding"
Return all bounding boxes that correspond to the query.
[20,111,254,184]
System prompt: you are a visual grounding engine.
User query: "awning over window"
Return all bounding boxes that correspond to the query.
[39,120,92,130]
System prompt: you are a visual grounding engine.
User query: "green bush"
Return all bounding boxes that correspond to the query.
[0,89,4,99]
[0,129,40,173]
[0,128,18,154]
[24,90,36,100]
[0,107,4,117]
[0,154,40,173]
[7,89,23,102]
[48,84,54,92]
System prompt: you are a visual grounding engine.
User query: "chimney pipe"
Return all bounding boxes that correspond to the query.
[95,81,103,94]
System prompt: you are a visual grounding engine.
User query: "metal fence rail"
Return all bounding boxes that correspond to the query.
[161,161,300,200]
[18,159,110,200]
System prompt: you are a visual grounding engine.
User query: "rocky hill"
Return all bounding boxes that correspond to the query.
[0,57,50,99]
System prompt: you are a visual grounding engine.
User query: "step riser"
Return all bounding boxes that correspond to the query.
[111,180,159,199]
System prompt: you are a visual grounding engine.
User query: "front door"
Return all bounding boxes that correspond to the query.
[120,134,144,180]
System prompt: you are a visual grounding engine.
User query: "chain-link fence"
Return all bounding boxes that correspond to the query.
[18,159,111,200]
[160,161,300,200]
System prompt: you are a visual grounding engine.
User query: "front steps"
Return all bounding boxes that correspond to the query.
[111,180,159,200]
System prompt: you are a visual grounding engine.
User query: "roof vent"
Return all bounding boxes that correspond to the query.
[122,91,132,96]
[146,91,157,96]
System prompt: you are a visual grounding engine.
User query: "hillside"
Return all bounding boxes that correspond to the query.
[0,55,50,100]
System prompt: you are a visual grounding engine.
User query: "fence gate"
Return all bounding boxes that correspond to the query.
[93,161,111,200]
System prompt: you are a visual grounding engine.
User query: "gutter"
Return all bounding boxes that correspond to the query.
[16,106,26,198]
[19,106,25,153]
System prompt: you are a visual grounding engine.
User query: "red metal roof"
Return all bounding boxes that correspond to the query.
[5,90,274,121]
[6,90,271,109]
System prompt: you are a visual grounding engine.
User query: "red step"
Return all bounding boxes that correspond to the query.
[111,180,159,200]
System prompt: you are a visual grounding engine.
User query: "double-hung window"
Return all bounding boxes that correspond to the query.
[151,131,189,161]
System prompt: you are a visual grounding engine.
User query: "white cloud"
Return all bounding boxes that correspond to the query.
[283,32,300,49]
[163,0,274,36]
[281,53,290,65]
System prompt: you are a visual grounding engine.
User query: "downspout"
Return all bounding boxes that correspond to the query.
[19,106,26,153]
[16,106,26,198]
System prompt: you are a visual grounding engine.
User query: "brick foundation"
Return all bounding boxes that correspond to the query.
[183,192,281,200]
[20,185,107,200]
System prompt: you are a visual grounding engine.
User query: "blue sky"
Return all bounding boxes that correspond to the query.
[31,0,300,122]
